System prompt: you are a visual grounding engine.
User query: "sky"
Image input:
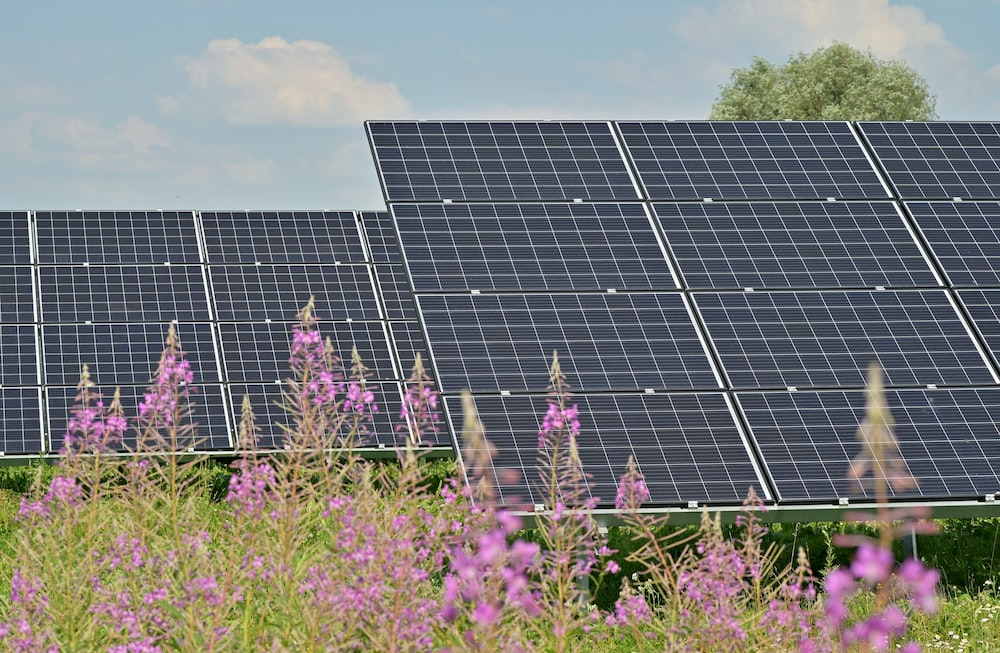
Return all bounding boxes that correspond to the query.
[2,0,999,210]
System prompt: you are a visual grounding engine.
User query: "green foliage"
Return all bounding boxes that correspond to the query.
[709,41,936,121]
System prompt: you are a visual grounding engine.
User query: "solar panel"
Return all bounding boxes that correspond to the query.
[858,122,1000,200]
[209,264,380,322]
[373,265,418,321]
[39,265,210,323]
[392,202,677,292]
[695,290,996,390]
[388,321,430,380]
[35,211,200,264]
[367,121,639,202]
[0,212,31,264]
[0,388,43,455]
[737,388,1000,501]
[0,325,38,386]
[0,267,37,323]
[906,201,1000,287]
[228,381,404,450]
[46,384,232,453]
[200,211,367,264]
[956,289,1000,363]
[41,323,220,386]
[452,392,765,507]
[617,121,889,201]
[217,321,397,383]
[360,211,402,263]
[416,292,719,393]
[654,201,938,289]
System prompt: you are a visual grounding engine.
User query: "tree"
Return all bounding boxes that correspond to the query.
[709,42,936,121]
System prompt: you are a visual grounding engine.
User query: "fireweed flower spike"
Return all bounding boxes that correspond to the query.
[137,322,197,451]
[397,353,440,445]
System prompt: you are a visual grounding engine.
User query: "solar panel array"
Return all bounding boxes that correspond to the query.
[0,210,429,456]
[367,120,1000,510]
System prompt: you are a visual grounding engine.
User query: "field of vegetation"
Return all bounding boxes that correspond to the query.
[1,301,1000,652]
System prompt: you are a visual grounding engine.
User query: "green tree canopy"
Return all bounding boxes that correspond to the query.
[709,42,936,121]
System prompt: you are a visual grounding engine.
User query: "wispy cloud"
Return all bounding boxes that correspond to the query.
[161,36,411,127]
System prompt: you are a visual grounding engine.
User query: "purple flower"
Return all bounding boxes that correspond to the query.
[850,542,894,585]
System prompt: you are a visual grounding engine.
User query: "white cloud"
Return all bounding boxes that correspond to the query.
[165,36,411,127]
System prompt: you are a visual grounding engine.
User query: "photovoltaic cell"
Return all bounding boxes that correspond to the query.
[0,388,43,455]
[417,292,718,393]
[360,211,402,263]
[906,201,1000,287]
[41,323,220,386]
[217,321,396,383]
[0,212,31,264]
[737,388,1000,501]
[0,326,38,386]
[39,266,211,323]
[388,321,430,379]
[210,264,381,322]
[228,381,404,450]
[0,267,37,323]
[200,211,367,263]
[374,265,418,321]
[957,289,1000,364]
[35,211,200,264]
[46,384,232,452]
[695,290,995,390]
[392,202,676,292]
[451,392,765,507]
[859,122,1000,200]
[618,121,889,201]
[655,202,937,289]
[367,121,639,202]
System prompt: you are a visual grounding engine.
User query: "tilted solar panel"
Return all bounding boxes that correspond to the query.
[417,292,719,393]
[654,201,938,289]
[41,323,220,386]
[387,321,430,380]
[906,201,1000,287]
[738,388,1000,501]
[360,210,402,263]
[217,321,397,384]
[618,121,889,201]
[39,265,211,323]
[46,384,232,452]
[367,121,639,202]
[36,211,200,264]
[0,266,37,323]
[453,392,766,507]
[0,326,38,386]
[0,212,31,264]
[695,290,996,390]
[0,388,43,455]
[392,202,677,292]
[209,264,381,322]
[200,211,367,264]
[373,265,418,321]
[858,122,1000,200]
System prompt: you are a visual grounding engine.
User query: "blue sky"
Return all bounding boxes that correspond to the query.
[2,0,999,210]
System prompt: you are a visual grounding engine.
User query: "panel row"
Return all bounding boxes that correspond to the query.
[369,121,1000,203]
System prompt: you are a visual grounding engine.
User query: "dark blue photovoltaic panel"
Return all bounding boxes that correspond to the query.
[374,265,418,321]
[0,267,36,323]
[859,122,1000,200]
[210,265,380,322]
[738,388,1000,501]
[367,121,639,202]
[417,292,718,393]
[389,321,430,380]
[41,323,220,386]
[618,121,888,200]
[655,202,937,289]
[393,203,675,292]
[907,202,1000,287]
[360,211,402,263]
[0,326,38,386]
[39,266,211,323]
[450,392,764,507]
[957,289,1000,364]
[228,381,404,450]
[46,384,232,452]
[218,321,396,383]
[0,388,43,455]
[0,212,30,264]
[35,211,200,264]
[200,211,367,263]
[695,290,995,390]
